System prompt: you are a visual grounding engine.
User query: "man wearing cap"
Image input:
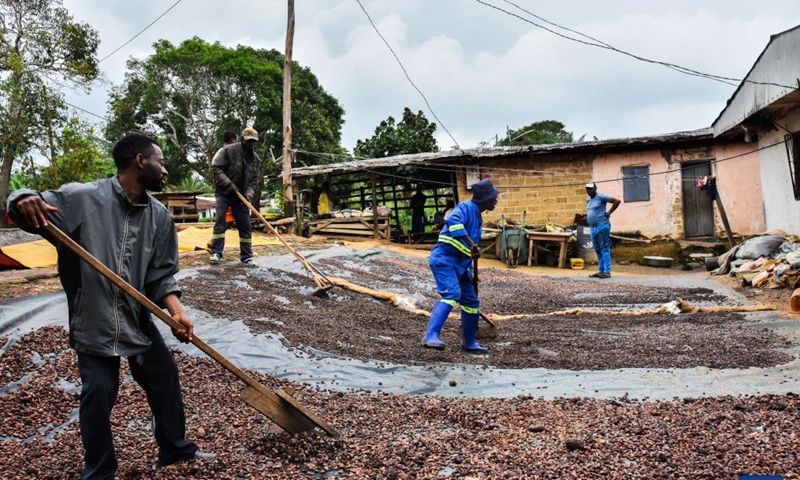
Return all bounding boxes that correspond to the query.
[585,182,621,278]
[209,127,262,265]
[421,179,500,354]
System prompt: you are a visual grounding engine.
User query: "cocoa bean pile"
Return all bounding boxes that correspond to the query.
[1,327,798,479]
[178,255,793,370]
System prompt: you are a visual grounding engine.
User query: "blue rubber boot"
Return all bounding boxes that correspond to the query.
[422,301,453,349]
[460,311,488,354]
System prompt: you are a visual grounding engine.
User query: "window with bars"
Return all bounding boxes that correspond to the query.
[785,133,800,201]
[622,166,650,202]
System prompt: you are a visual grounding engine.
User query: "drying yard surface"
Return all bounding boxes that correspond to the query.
[2,245,800,479]
[1,326,799,479]
[180,255,793,370]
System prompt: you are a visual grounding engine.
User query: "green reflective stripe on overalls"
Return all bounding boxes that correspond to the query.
[239,238,252,243]
[449,223,466,233]
[212,234,226,239]
[437,235,471,256]
[441,299,458,308]
[461,305,478,314]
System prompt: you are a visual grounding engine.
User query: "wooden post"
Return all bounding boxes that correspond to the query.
[370,172,379,239]
[282,0,295,220]
[711,177,735,248]
[43,87,58,189]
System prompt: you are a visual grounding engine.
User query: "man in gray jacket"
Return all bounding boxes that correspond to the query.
[7,133,212,479]
[209,127,262,265]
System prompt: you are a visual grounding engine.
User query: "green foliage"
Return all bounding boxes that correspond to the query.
[498,120,574,146]
[0,0,99,225]
[105,37,346,187]
[168,175,210,194]
[9,171,30,191]
[396,208,412,234]
[52,119,114,185]
[24,117,113,191]
[354,107,439,159]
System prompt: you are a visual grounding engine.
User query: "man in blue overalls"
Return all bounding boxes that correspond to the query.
[421,179,499,354]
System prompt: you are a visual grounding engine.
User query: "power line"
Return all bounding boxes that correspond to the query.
[479,0,796,90]
[354,0,463,153]
[499,0,737,87]
[98,0,184,64]
[61,100,108,121]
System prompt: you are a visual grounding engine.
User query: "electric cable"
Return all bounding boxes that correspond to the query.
[480,0,795,90]
[354,0,463,153]
[98,0,184,64]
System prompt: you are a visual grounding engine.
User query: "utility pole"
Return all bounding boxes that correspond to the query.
[282,0,295,221]
[43,86,58,188]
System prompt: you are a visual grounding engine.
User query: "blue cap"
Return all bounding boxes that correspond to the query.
[471,179,500,203]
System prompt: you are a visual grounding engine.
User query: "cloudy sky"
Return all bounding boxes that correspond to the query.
[61,0,800,152]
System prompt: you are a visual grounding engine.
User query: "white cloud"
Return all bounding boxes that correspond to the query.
[57,0,800,152]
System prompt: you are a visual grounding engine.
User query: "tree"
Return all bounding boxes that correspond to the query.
[354,107,439,159]
[0,0,99,225]
[105,38,346,190]
[17,116,114,192]
[497,120,574,146]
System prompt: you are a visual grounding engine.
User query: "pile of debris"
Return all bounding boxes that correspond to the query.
[711,231,800,291]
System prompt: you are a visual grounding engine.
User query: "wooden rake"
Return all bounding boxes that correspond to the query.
[44,223,340,438]
[235,190,334,297]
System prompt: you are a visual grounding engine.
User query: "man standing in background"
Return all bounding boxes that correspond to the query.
[585,182,621,278]
[410,184,427,234]
[209,128,262,265]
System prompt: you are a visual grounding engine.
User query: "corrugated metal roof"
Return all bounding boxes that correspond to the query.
[712,25,800,137]
[275,128,714,179]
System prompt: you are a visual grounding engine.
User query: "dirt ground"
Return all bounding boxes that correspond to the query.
[2,239,800,478]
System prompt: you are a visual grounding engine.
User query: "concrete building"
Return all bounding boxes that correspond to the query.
[279,129,763,240]
[713,25,800,234]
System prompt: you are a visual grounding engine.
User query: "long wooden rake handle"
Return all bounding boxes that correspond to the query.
[472,255,496,328]
[44,222,339,437]
[235,191,333,286]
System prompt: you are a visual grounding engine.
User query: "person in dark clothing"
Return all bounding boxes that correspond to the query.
[410,184,427,234]
[222,130,237,145]
[209,127,262,265]
[7,133,213,479]
[207,131,240,250]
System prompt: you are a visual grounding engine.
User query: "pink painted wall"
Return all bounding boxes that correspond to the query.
[712,143,766,236]
[590,143,764,238]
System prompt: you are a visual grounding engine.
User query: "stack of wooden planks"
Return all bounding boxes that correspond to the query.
[151,191,200,223]
[307,216,391,240]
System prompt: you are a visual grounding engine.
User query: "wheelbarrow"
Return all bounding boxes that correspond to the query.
[499,212,527,268]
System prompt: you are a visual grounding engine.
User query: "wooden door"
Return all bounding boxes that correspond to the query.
[681,162,714,238]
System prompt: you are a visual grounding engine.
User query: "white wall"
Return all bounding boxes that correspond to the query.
[758,110,800,234]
